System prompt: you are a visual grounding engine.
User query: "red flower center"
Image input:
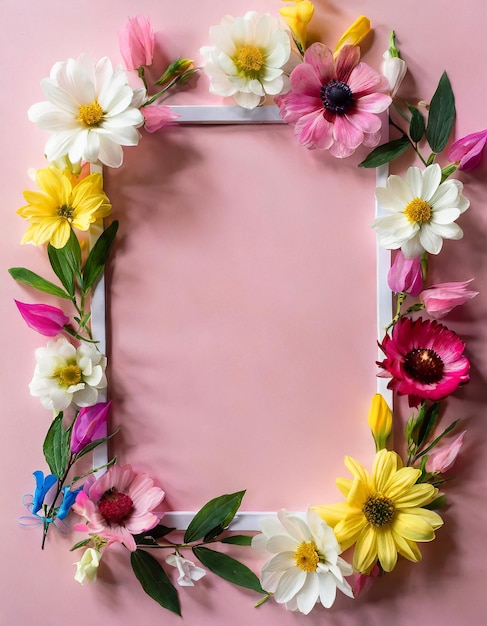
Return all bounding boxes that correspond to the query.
[320,80,353,114]
[403,348,444,384]
[98,491,134,525]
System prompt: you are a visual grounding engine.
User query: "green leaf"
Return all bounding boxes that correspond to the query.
[358,135,410,168]
[130,549,181,616]
[417,419,460,458]
[43,413,71,479]
[82,221,118,293]
[70,538,92,551]
[424,494,447,510]
[408,106,425,143]
[426,71,455,153]
[134,525,176,546]
[416,402,441,448]
[221,535,254,546]
[8,267,72,300]
[47,230,83,296]
[192,546,265,594]
[184,491,246,544]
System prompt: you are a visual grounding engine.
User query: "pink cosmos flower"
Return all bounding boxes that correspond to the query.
[275,43,391,157]
[72,464,165,551]
[426,430,466,473]
[378,317,470,406]
[70,401,110,455]
[15,300,69,336]
[119,16,155,70]
[419,279,478,319]
[387,251,423,296]
[447,129,487,172]
[141,105,180,133]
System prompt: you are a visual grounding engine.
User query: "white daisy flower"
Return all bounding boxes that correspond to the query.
[200,11,291,109]
[371,163,470,257]
[29,336,107,412]
[252,509,353,615]
[28,54,144,168]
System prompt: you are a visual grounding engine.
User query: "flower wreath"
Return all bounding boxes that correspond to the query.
[10,2,486,618]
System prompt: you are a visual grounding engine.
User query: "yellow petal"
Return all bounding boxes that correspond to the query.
[383,465,422,500]
[353,524,378,574]
[335,511,367,551]
[334,15,371,56]
[372,449,398,492]
[312,502,349,527]
[391,528,422,563]
[376,528,398,572]
[393,482,437,508]
[344,455,371,485]
[368,393,392,451]
[279,1,314,49]
[336,477,352,497]
[394,511,441,542]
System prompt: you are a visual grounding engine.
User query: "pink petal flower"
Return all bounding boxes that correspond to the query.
[276,43,391,156]
[419,279,478,319]
[72,464,165,551]
[119,15,155,70]
[70,401,110,454]
[354,563,380,596]
[426,431,466,473]
[387,251,423,296]
[447,130,487,172]
[15,300,69,336]
[142,105,180,133]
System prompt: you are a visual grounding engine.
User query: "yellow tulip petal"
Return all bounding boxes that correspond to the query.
[376,529,398,572]
[334,15,371,56]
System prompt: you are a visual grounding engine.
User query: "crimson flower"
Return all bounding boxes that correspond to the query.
[377,317,469,406]
[73,464,165,551]
[275,43,391,157]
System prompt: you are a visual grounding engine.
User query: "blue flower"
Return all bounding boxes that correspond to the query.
[32,470,57,515]
[56,486,82,520]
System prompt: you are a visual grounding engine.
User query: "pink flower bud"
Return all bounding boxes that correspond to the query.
[426,431,466,473]
[70,401,110,454]
[447,129,487,172]
[419,279,478,319]
[15,300,69,336]
[119,15,155,70]
[387,251,423,296]
[142,105,179,133]
[354,563,380,597]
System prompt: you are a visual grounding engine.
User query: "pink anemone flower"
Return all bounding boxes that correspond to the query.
[275,43,391,157]
[72,464,165,551]
[377,317,469,406]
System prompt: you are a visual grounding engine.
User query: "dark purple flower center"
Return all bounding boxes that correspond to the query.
[320,80,354,114]
[403,348,445,384]
[98,490,134,525]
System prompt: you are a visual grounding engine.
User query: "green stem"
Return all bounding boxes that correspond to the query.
[41,453,76,549]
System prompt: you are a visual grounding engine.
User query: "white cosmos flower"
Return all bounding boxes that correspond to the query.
[165,553,206,587]
[371,163,470,257]
[200,11,291,109]
[29,336,107,412]
[252,509,353,615]
[28,54,144,168]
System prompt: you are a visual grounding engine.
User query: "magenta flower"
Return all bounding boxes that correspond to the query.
[275,43,391,157]
[419,279,478,319]
[426,430,466,473]
[141,105,179,133]
[119,15,155,70]
[15,300,69,336]
[387,251,423,296]
[447,129,487,172]
[378,317,470,406]
[353,563,380,597]
[72,464,165,551]
[70,401,111,455]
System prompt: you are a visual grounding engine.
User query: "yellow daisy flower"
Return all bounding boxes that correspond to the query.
[313,450,443,574]
[18,167,111,249]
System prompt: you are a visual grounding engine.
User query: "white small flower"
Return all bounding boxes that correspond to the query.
[200,11,291,109]
[371,163,470,257]
[29,336,107,412]
[74,548,102,585]
[28,54,144,168]
[165,553,206,587]
[381,50,407,96]
[252,509,353,615]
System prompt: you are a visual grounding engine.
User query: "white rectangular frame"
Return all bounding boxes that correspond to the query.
[91,105,391,530]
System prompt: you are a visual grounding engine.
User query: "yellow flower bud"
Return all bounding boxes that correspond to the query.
[334,15,371,57]
[156,58,195,86]
[368,393,392,451]
[280,1,315,53]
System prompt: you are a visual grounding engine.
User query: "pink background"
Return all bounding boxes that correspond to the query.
[1,0,486,624]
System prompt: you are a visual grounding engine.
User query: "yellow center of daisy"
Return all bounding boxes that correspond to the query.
[58,364,82,386]
[363,494,395,527]
[404,198,432,224]
[294,541,320,572]
[235,45,264,73]
[78,99,104,127]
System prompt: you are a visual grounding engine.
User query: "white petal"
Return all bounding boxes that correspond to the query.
[420,164,441,200]
[274,568,306,603]
[318,572,338,608]
[296,573,319,614]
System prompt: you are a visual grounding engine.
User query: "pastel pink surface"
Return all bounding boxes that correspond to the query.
[1,2,487,626]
